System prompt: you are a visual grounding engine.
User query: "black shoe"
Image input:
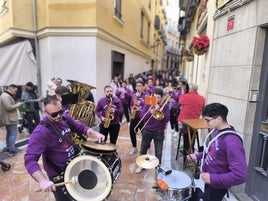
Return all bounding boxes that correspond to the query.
[7,152,16,157]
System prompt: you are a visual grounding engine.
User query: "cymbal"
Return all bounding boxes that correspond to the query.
[81,141,116,152]
[136,154,159,169]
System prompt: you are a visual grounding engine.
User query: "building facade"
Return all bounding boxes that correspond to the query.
[178,0,268,200]
[0,0,171,99]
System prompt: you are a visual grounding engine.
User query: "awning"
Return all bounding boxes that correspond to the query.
[0,40,37,86]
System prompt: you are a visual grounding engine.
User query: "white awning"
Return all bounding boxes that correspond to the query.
[0,40,37,86]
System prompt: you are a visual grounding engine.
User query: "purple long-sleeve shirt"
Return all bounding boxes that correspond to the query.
[24,114,89,177]
[140,103,170,131]
[195,128,248,189]
[130,92,147,118]
[115,87,132,105]
[96,96,123,125]
[170,89,182,109]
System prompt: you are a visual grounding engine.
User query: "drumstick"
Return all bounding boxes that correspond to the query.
[35,176,78,192]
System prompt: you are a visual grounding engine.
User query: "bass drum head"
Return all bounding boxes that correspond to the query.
[64,155,112,201]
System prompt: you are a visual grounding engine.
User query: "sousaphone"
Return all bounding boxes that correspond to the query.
[67,79,96,102]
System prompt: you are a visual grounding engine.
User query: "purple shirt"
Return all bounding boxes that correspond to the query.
[145,86,156,95]
[140,103,170,131]
[24,114,89,177]
[195,129,248,189]
[130,92,147,118]
[96,96,123,125]
[115,87,132,105]
[170,89,182,109]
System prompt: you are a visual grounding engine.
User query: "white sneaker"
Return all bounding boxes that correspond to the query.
[173,132,179,137]
[127,122,130,127]
[129,147,137,155]
[135,166,144,174]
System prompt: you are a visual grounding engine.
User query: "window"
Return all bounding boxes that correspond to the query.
[140,9,150,45]
[114,0,122,19]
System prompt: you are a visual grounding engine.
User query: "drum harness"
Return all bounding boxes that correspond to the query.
[39,117,85,183]
[197,128,243,199]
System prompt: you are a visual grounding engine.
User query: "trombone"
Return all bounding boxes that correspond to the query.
[134,95,171,133]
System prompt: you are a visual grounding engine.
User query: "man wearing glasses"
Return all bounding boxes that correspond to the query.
[24,96,105,201]
[187,103,248,201]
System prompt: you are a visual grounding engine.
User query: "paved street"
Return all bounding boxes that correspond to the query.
[0,122,240,201]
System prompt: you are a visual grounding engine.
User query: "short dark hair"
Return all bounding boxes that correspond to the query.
[43,96,60,107]
[202,103,228,122]
[55,86,70,96]
[104,85,112,90]
[154,88,163,97]
[136,79,144,86]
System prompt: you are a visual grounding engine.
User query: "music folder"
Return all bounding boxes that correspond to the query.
[61,93,79,105]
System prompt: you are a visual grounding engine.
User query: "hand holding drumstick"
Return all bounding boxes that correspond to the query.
[35,176,78,192]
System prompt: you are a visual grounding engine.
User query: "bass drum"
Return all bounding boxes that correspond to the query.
[64,153,121,201]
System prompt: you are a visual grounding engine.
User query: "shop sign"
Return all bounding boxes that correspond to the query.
[227,15,235,31]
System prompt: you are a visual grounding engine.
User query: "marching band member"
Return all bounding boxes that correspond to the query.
[96,85,123,145]
[135,88,170,174]
[145,77,156,95]
[128,79,147,155]
[115,80,132,125]
[24,96,105,201]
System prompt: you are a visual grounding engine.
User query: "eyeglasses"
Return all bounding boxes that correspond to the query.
[204,117,215,123]
[46,109,64,118]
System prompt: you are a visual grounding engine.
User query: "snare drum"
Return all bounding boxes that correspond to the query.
[63,152,121,201]
[157,169,193,201]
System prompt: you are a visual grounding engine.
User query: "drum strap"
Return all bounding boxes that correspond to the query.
[62,116,87,141]
[39,121,81,153]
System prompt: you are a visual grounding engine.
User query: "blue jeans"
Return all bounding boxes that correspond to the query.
[5,124,18,153]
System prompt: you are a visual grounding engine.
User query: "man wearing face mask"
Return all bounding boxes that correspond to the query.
[96,85,124,145]
[24,96,105,201]
[21,82,43,134]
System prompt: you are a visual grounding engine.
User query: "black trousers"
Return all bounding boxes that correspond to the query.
[202,184,227,201]
[25,111,40,134]
[122,103,130,123]
[169,108,179,132]
[99,123,120,144]
[129,117,143,148]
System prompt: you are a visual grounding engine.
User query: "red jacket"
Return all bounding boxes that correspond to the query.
[178,91,205,122]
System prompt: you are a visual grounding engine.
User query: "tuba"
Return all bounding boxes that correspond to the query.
[67,79,96,102]
[67,80,96,145]
[103,96,114,128]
